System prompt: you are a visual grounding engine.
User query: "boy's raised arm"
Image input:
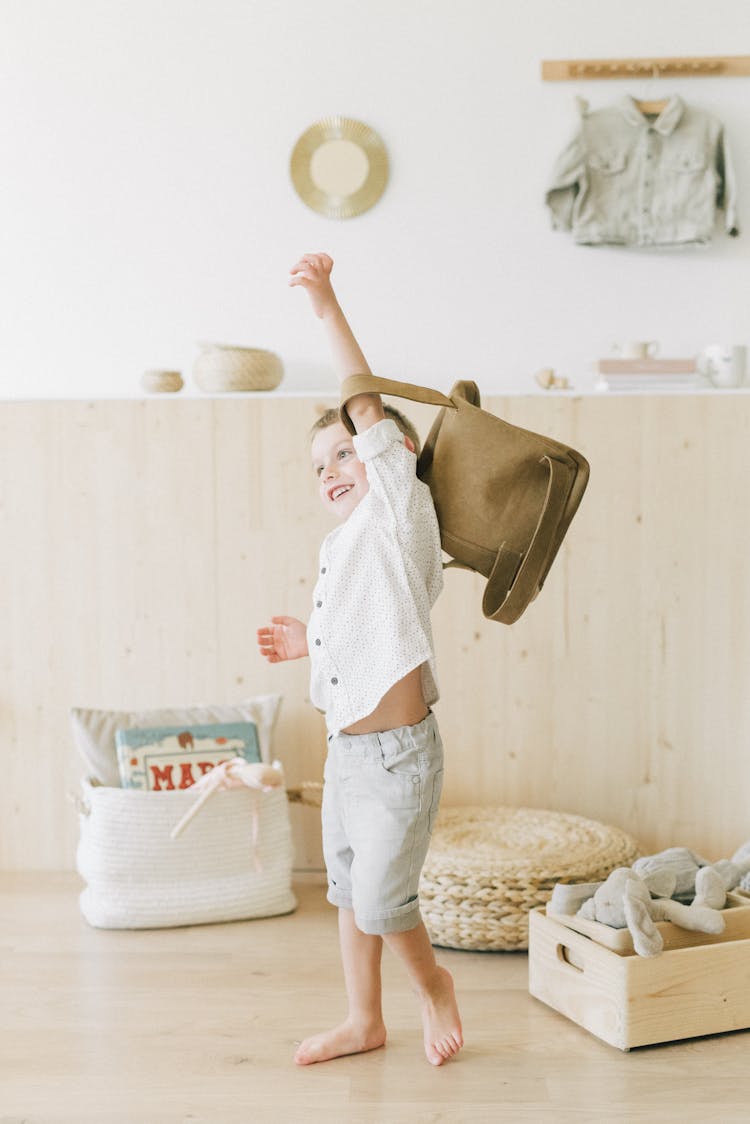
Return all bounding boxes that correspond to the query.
[289,253,384,434]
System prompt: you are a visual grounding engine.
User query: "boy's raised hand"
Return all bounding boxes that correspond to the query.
[289,253,337,319]
[257,616,309,663]
[290,250,376,411]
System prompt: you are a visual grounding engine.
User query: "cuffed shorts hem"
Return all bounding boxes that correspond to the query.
[326,886,353,911]
[326,892,423,936]
[354,899,422,935]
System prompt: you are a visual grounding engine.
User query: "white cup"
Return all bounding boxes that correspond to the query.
[611,340,660,360]
[698,344,747,388]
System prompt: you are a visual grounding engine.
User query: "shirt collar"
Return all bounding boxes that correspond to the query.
[618,94,685,136]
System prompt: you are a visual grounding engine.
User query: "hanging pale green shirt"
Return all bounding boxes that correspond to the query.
[545,95,739,248]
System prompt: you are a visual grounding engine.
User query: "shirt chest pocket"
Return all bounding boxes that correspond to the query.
[665,149,707,175]
[587,149,628,176]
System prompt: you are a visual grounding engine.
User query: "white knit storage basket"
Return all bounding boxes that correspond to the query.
[76,779,297,929]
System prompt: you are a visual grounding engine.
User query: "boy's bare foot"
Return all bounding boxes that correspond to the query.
[419,966,463,1066]
[293,1018,387,1065]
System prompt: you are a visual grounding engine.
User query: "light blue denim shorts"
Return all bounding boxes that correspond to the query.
[322,710,444,935]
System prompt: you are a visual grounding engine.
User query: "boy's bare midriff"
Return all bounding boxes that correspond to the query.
[340,665,429,735]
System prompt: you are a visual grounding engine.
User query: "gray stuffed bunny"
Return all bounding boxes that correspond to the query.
[632,845,750,904]
[548,841,750,958]
[575,866,724,957]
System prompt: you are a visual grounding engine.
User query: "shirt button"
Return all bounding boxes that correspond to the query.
[411,776,419,784]
[315,639,321,646]
[331,677,338,685]
[321,566,327,574]
[316,600,322,608]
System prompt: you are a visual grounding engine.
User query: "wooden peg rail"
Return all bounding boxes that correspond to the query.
[542,55,750,81]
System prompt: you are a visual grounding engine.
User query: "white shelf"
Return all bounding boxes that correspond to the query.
[2,384,750,403]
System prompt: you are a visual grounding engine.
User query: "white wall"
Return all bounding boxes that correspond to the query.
[1,0,747,399]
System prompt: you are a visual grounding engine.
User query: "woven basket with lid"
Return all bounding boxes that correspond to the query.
[420,805,640,951]
[193,344,284,393]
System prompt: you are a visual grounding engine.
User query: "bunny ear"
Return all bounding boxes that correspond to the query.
[623,881,663,957]
[642,869,677,899]
[693,866,727,910]
[550,880,602,915]
[731,839,750,867]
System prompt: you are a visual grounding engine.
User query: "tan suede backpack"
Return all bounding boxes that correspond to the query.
[340,373,590,624]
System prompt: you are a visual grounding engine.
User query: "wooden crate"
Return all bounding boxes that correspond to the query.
[528,908,750,1050]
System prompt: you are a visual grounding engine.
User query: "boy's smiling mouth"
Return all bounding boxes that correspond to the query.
[328,484,354,502]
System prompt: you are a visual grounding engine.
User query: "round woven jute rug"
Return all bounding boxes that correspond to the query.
[420,805,640,951]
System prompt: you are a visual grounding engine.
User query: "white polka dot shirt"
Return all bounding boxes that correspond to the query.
[307,418,443,735]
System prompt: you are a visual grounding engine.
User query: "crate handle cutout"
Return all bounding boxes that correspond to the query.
[557,943,585,972]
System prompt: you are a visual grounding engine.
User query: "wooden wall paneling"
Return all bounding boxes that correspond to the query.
[1,395,749,870]
[1,404,66,868]
[210,397,335,869]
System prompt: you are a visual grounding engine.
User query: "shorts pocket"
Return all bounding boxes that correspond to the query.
[372,759,422,811]
[428,768,444,834]
[379,741,420,777]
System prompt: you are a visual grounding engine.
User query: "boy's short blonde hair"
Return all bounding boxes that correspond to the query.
[310,405,421,458]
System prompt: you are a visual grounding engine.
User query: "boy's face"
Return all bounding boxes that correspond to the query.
[311,421,369,521]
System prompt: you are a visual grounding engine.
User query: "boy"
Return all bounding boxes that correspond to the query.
[257,253,463,1067]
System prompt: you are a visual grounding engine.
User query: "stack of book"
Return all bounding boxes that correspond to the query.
[595,358,701,391]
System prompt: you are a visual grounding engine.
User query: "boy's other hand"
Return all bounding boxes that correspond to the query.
[257,616,309,662]
[289,253,338,319]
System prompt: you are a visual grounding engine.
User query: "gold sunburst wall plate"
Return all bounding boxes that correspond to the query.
[290,116,389,220]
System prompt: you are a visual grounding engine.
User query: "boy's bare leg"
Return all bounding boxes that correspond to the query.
[294,908,387,1065]
[384,920,463,1066]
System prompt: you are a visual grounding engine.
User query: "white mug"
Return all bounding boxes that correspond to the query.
[698,344,747,388]
[611,340,660,360]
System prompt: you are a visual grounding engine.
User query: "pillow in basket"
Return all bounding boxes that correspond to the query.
[70,696,281,787]
[115,721,262,791]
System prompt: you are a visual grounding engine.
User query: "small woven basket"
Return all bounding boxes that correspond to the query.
[420,805,640,951]
[141,369,184,394]
[193,344,284,393]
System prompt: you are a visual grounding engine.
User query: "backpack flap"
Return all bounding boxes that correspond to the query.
[482,454,579,623]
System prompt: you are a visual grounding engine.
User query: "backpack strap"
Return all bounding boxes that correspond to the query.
[339,373,454,434]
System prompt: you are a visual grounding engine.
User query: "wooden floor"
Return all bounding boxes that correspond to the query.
[3,875,750,1124]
